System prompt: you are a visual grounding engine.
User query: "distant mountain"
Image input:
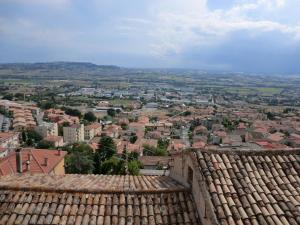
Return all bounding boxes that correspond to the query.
[0,62,120,71]
[0,62,121,79]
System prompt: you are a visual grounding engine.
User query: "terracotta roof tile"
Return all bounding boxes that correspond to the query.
[0,174,199,225]
[195,149,300,225]
[0,148,67,175]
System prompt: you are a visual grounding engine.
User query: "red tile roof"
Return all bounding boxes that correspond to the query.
[195,148,300,225]
[0,148,67,176]
[44,135,63,142]
[0,174,199,225]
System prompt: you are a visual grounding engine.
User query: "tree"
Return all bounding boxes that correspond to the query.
[2,93,13,101]
[37,140,55,149]
[65,143,95,174]
[129,134,138,144]
[266,112,275,120]
[22,129,42,146]
[38,101,55,110]
[158,138,169,149]
[84,111,97,122]
[94,136,116,174]
[182,111,192,116]
[107,108,116,117]
[121,123,128,130]
[100,156,124,175]
[63,107,82,118]
[128,160,140,175]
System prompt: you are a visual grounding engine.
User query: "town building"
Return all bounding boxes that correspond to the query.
[0,132,20,149]
[44,135,64,147]
[63,124,84,143]
[0,148,67,175]
[35,122,58,138]
[84,122,102,140]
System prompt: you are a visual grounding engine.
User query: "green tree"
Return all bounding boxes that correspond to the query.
[107,108,116,117]
[182,111,192,116]
[121,123,128,130]
[22,129,43,146]
[84,111,97,122]
[128,160,140,175]
[37,140,55,149]
[2,93,13,101]
[63,107,82,118]
[39,101,56,110]
[158,138,169,149]
[65,143,95,174]
[100,156,124,175]
[266,112,275,120]
[129,134,138,144]
[94,136,116,174]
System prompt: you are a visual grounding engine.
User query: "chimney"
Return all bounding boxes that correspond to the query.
[57,149,61,156]
[26,153,31,172]
[26,160,30,172]
[43,157,48,167]
[27,153,32,161]
[15,148,22,173]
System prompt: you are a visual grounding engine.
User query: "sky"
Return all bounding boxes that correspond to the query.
[0,0,300,73]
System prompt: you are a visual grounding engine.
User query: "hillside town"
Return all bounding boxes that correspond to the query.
[1,71,300,224]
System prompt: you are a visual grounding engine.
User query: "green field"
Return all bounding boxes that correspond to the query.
[225,87,282,96]
[110,99,133,106]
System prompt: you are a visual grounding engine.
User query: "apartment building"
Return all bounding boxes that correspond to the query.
[84,122,102,140]
[35,122,58,138]
[63,124,84,143]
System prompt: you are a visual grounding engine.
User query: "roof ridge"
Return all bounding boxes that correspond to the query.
[0,184,188,194]
[28,149,46,173]
[191,147,300,156]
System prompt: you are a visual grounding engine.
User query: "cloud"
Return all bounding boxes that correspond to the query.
[0,17,78,48]
[120,0,299,56]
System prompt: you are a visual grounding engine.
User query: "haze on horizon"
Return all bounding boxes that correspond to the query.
[0,0,300,74]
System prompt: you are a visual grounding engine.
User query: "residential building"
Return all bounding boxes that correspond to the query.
[35,122,58,138]
[44,135,64,147]
[0,148,67,175]
[84,122,102,140]
[63,124,84,143]
[0,132,19,149]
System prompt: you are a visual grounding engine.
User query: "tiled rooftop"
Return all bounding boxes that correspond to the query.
[0,149,67,176]
[0,174,199,225]
[195,149,300,225]
[0,174,186,194]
